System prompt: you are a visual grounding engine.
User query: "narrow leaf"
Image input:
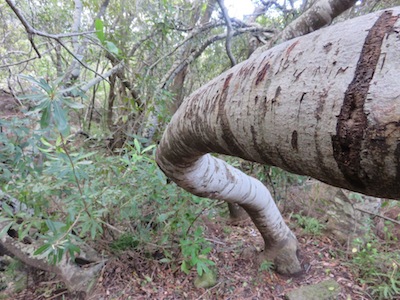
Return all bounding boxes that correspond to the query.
[40,107,51,129]
[63,98,85,109]
[106,41,119,55]
[53,100,68,132]
[2,202,14,217]
[94,19,105,43]
[0,222,13,238]
[34,243,51,256]
[45,220,57,233]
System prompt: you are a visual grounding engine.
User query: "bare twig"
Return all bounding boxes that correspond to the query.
[354,206,400,226]
[5,0,104,81]
[146,21,222,75]
[217,0,236,67]
[0,47,54,68]
[5,0,95,39]
[195,282,222,300]
[128,29,161,57]
[161,26,273,88]
[257,0,358,52]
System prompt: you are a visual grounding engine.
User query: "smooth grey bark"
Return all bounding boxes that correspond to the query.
[156,8,400,274]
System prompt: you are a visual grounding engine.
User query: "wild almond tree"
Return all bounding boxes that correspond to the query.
[156,8,400,275]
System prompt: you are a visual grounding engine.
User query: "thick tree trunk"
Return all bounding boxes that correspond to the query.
[156,8,400,275]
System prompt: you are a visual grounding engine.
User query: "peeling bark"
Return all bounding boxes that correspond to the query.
[332,11,399,190]
[156,8,400,274]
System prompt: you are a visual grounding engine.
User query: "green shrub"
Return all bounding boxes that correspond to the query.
[292,213,326,235]
[0,76,216,276]
[351,237,400,299]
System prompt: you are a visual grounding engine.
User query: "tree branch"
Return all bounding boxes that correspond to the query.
[0,47,55,68]
[354,207,400,226]
[146,21,223,75]
[80,62,124,92]
[5,0,94,39]
[161,26,274,88]
[0,190,107,292]
[257,0,358,52]
[5,0,104,82]
[217,0,236,67]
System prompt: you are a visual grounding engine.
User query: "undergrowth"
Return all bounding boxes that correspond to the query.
[0,76,214,277]
[350,236,400,299]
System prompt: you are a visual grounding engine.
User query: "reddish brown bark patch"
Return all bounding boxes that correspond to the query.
[255,62,270,85]
[286,40,300,56]
[222,73,233,92]
[271,86,282,107]
[331,10,399,190]
[239,63,256,78]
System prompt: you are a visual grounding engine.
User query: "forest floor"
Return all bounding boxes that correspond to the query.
[6,215,372,300]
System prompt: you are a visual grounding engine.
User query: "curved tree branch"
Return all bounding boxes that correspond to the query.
[145,21,223,76]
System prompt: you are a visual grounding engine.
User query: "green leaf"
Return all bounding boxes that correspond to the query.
[142,144,155,154]
[53,100,68,132]
[68,243,81,257]
[33,98,52,111]
[40,107,51,129]
[181,260,190,274]
[105,41,119,55]
[197,262,204,276]
[95,19,105,43]
[19,93,48,102]
[19,222,32,240]
[157,212,173,223]
[2,202,14,217]
[0,222,13,238]
[19,75,52,92]
[45,219,57,233]
[134,139,141,153]
[62,98,85,109]
[34,243,51,256]
[56,248,64,263]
